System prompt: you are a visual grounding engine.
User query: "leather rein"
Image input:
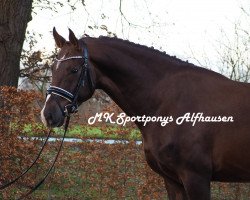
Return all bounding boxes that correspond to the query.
[0,45,93,199]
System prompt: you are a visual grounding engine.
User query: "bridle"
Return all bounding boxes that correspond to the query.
[0,44,94,199]
[47,44,94,116]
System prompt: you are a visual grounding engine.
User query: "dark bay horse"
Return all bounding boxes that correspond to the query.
[41,28,250,200]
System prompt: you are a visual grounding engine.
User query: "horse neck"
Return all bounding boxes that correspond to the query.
[86,38,171,117]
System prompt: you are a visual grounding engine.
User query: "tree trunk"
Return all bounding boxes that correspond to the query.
[0,0,33,87]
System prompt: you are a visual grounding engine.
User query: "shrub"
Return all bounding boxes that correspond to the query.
[0,87,45,199]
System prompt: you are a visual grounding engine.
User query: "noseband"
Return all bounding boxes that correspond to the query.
[47,45,94,116]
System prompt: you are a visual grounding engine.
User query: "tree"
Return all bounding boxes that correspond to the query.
[0,0,33,87]
[20,31,56,93]
[188,7,250,83]
[216,19,250,82]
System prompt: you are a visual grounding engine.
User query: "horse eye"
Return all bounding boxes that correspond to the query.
[71,68,78,73]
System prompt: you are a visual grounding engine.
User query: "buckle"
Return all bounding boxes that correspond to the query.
[64,104,78,116]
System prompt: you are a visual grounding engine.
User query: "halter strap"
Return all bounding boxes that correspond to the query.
[47,86,74,102]
[55,56,83,62]
[47,44,94,116]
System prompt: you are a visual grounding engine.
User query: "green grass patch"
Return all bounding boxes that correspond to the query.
[22,123,141,140]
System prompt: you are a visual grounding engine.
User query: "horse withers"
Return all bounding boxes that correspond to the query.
[41,28,250,200]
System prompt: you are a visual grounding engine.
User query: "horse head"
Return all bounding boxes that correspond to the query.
[41,28,95,127]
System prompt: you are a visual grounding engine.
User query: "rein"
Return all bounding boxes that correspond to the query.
[0,45,93,199]
[17,116,70,200]
[0,118,69,200]
[0,129,53,191]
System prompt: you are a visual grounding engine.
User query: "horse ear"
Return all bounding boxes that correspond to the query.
[68,28,79,49]
[53,27,66,48]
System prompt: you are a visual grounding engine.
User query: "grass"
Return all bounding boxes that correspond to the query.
[22,123,142,140]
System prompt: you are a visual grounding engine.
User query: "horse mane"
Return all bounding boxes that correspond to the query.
[82,36,194,67]
[83,36,230,80]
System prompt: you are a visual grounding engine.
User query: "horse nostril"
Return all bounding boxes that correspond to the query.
[41,100,65,127]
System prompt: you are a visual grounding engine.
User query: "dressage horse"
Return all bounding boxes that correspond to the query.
[41,28,250,200]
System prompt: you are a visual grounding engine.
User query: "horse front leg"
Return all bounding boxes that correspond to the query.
[180,170,211,200]
[164,177,188,200]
